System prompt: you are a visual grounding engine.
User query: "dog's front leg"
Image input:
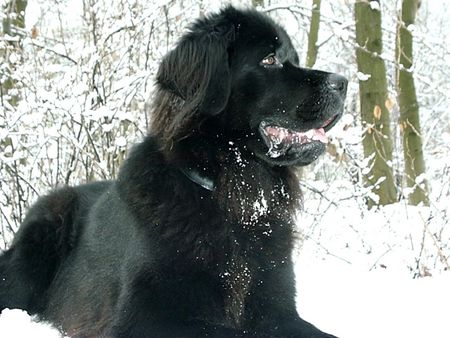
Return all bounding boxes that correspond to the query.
[242,260,338,338]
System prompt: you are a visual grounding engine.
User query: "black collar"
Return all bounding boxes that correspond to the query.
[180,167,215,191]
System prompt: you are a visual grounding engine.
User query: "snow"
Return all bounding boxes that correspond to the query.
[115,136,127,148]
[356,71,371,81]
[296,259,450,338]
[407,24,416,33]
[292,189,450,338]
[0,309,63,338]
[369,1,381,11]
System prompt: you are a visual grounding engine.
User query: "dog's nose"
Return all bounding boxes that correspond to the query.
[327,74,348,96]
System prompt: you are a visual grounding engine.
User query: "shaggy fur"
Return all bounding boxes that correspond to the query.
[0,6,346,338]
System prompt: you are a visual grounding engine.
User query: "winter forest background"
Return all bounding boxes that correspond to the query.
[1,0,449,337]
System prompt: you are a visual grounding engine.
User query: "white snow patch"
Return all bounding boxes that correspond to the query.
[294,185,450,338]
[295,259,450,338]
[252,190,269,218]
[407,24,416,33]
[115,136,127,148]
[415,173,427,185]
[0,309,64,338]
[369,1,380,11]
[356,71,371,81]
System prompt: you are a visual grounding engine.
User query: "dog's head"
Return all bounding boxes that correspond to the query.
[154,6,347,167]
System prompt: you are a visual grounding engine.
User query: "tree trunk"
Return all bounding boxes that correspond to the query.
[354,0,397,207]
[1,0,27,107]
[2,0,27,34]
[251,0,264,8]
[396,0,429,205]
[306,0,321,68]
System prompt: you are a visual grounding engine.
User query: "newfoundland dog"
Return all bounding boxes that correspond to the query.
[0,6,346,338]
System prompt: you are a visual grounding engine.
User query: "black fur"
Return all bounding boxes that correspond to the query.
[0,6,346,337]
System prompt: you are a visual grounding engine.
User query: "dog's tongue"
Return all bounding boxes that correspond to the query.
[310,128,328,143]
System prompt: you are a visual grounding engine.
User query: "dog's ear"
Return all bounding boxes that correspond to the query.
[157,25,234,116]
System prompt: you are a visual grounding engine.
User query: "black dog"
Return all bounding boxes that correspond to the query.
[0,6,346,337]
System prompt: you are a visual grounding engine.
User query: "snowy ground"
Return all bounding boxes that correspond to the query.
[294,193,450,338]
[0,309,62,338]
[297,256,450,338]
[293,186,450,338]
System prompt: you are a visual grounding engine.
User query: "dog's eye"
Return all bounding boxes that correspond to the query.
[260,53,282,68]
[262,55,276,65]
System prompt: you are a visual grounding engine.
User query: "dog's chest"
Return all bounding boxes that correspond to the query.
[218,250,253,327]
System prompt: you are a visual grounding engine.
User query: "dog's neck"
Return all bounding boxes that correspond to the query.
[169,135,223,191]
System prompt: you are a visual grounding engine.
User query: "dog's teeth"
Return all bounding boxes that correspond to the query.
[267,144,284,158]
[263,124,328,157]
[301,135,309,144]
[305,129,314,139]
[267,134,289,158]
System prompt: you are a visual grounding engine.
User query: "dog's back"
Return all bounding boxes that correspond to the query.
[0,181,110,314]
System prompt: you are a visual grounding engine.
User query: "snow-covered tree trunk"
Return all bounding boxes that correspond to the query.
[1,0,27,107]
[354,0,397,207]
[305,0,321,68]
[396,0,429,206]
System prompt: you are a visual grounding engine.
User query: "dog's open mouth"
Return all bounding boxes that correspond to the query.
[259,115,339,159]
